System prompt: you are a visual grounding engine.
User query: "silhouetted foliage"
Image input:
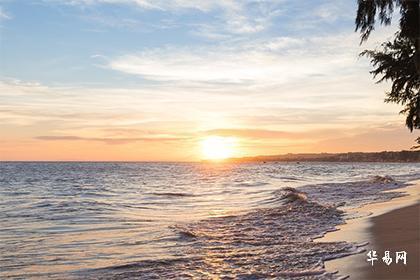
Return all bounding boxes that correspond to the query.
[361,36,419,130]
[355,0,419,146]
[227,151,420,163]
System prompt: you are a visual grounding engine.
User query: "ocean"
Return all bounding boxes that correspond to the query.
[1,162,419,279]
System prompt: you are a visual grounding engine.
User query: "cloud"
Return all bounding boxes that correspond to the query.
[55,0,237,11]
[52,0,282,35]
[107,34,357,84]
[203,128,301,139]
[106,14,399,86]
[109,50,295,83]
[35,135,186,144]
[313,2,350,22]
[0,64,402,137]
[202,127,384,143]
[0,76,415,158]
[45,0,394,41]
[0,78,50,95]
[0,7,11,21]
[313,125,419,152]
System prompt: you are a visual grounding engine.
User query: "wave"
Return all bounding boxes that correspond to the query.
[87,174,418,279]
[278,187,308,203]
[370,175,396,184]
[298,175,407,209]
[149,192,195,197]
[91,191,354,279]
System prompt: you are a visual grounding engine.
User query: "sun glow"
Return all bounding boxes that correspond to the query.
[201,136,237,160]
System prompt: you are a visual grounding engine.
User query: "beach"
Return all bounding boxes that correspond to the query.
[2,0,420,278]
[321,181,420,279]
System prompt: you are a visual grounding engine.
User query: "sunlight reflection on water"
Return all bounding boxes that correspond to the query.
[0,162,419,278]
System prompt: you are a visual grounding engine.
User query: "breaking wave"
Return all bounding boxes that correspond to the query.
[278,187,308,203]
[89,176,410,279]
[92,200,352,279]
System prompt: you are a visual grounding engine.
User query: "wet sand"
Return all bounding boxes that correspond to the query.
[319,181,420,280]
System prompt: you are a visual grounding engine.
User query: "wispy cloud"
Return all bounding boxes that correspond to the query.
[0,75,406,139]
[35,135,186,144]
[55,0,238,11]
[52,0,283,35]
[313,125,419,152]
[0,6,11,21]
[203,128,301,139]
[107,33,363,85]
[1,76,416,160]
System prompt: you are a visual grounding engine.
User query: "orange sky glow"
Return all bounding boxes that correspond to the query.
[0,1,419,161]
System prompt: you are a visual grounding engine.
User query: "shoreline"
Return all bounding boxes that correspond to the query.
[318,180,420,279]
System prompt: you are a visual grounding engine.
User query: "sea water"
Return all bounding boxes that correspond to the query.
[1,162,419,279]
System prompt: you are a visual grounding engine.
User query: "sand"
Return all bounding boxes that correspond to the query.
[362,203,419,279]
[318,181,420,280]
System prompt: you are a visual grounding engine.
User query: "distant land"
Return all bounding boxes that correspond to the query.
[226,150,420,163]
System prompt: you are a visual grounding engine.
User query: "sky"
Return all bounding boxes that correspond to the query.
[0,0,418,161]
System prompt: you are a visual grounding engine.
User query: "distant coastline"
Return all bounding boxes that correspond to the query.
[224,150,420,163]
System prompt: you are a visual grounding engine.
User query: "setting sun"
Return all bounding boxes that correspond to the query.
[201,136,237,160]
